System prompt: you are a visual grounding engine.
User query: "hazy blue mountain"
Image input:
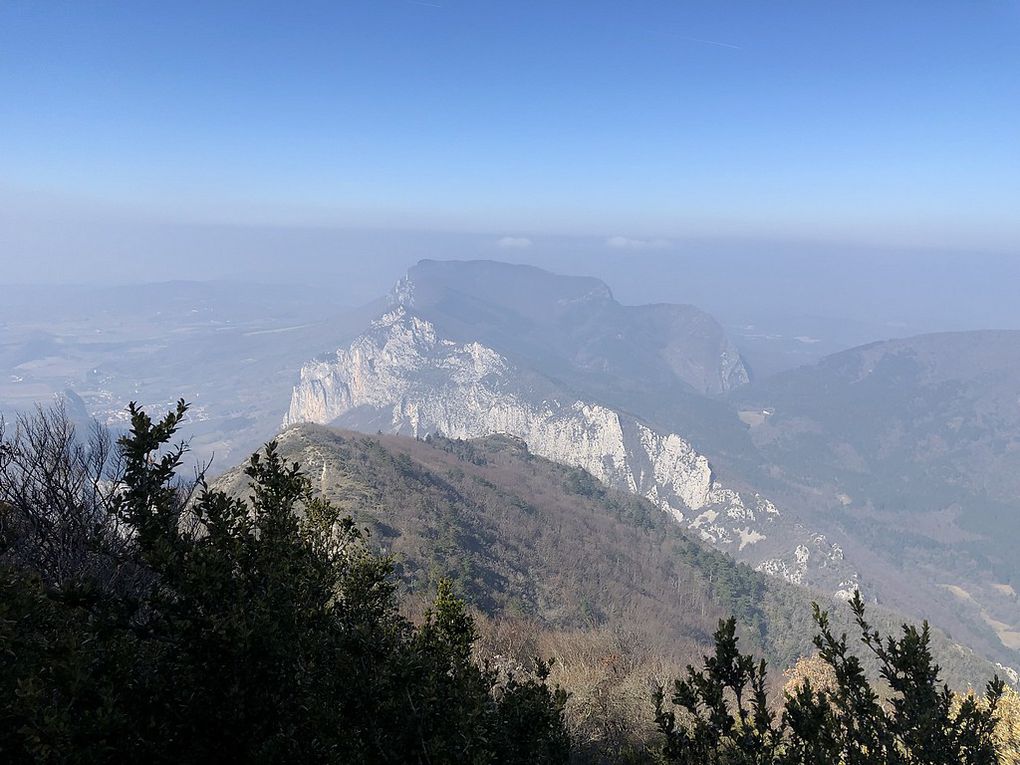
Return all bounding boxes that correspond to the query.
[396,259,749,396]
[731,331,1020,671]
[287,260,865,611]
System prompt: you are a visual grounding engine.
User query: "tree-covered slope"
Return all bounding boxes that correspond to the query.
[731,331,1020,670]
[215,423,1002,692]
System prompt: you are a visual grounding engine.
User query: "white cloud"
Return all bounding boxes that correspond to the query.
[605,236,671,251]
[496,236,533,249]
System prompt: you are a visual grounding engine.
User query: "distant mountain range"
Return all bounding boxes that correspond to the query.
[284,259,1020,678]
[3,261,1017,683]
[731,330,1020,671]
[286,261,862,603]
[387,259,749,396]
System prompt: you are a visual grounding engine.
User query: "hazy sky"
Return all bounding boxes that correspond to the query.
[2,0,1019,262]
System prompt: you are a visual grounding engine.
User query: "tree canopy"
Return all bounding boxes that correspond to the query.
[654,594,1004,765]
[0,402,569,763]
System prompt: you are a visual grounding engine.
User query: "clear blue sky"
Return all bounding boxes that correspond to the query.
[2,1,1019,256]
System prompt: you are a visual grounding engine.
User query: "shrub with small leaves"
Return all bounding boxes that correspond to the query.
[655,592,1003,765]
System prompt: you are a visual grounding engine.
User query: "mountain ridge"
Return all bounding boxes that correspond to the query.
[392,259,750,396]
[214,422,1006,694]
[285,264,860,599]
[731,329,1020,670]
[283,259,1020,678]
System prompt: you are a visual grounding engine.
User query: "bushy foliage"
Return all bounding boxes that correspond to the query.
[957,686,1020,765]
[783,654,838,698]
[654,592,1004,764]
[0,403,569,763]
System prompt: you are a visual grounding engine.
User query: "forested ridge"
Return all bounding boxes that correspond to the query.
[223,423,1003,690]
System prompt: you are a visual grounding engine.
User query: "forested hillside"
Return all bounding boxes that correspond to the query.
[732,331,1020,670]
[215,424,1003,749]
[0,404,571,763]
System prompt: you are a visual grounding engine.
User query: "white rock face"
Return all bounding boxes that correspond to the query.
[757,533,859,596]
[286,308,721,523]
[719,347,750,391]
[996,663,1020,688]
[286,308,858,592]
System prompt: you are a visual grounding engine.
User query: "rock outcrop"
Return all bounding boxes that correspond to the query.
[285,305,859,596]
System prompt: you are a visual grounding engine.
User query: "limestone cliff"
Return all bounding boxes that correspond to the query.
[285,307,858,596]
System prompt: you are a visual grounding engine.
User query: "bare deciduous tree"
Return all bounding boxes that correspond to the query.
[0,402,200,603]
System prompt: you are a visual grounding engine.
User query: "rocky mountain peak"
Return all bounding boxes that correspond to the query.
[285,286,859,599]
[384,259,748,396]
[390,259,615,316]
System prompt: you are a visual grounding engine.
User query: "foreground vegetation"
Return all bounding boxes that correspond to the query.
[0,402,1016,762]
[0,403,568,763]
[655,601,1004,764]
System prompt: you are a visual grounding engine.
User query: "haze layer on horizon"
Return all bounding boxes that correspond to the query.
[2,1,1019,331]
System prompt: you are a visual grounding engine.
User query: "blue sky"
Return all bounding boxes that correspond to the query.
[2,0,1019,263]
